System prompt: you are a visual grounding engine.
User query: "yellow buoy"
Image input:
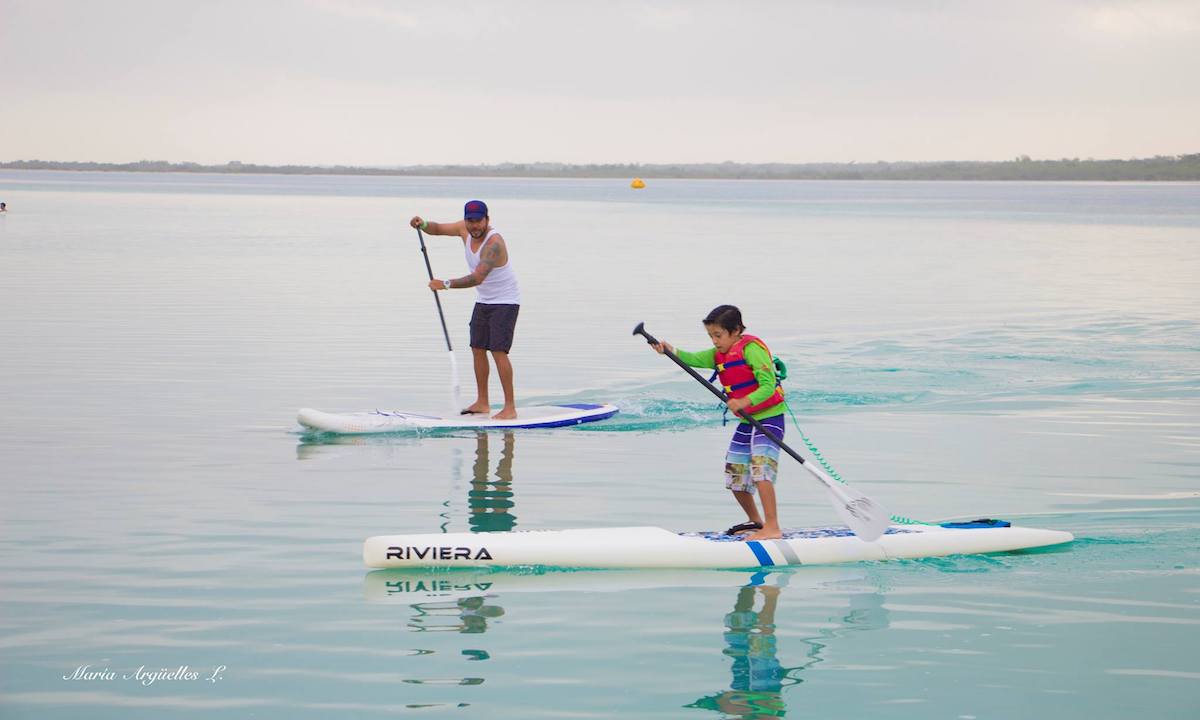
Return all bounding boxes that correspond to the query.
[630,178,646,189]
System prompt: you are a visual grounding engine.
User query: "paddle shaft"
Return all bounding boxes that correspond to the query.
[416,228,454,352]
[633,324,809,468]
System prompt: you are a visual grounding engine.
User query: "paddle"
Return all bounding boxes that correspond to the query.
[633,322,890,542]
[416,227,461,410]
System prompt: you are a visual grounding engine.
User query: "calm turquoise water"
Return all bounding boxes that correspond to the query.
[0,171,1197,718]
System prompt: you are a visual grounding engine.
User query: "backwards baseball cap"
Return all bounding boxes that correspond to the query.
[463,200,488,220]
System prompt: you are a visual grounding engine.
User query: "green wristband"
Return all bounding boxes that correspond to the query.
[419,220,428,230]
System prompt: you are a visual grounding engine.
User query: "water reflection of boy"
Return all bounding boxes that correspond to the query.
[686,584,796,719]
[469,431,517,533]
[724,585,789,717]
[726,585,784,695]
[688,583,890,718]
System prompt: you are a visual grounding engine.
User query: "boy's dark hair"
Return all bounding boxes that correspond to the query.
[702,305,745,333]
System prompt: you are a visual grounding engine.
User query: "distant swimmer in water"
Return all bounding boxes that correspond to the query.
[0,202,7,213]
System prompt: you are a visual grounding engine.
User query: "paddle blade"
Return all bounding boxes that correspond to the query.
[824,481,891,542]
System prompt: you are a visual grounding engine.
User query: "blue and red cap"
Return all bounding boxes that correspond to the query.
[463,200,488,220]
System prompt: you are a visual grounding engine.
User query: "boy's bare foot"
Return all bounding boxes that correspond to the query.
[461,401,490,414]
[492,407,517,420]
[745,527,782,541]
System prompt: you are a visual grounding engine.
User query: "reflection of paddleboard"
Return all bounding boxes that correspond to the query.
[297,403,617,433]
[364,521,1073,570]
[363,567,835,603]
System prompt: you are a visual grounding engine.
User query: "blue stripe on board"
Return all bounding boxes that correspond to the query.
[492,406,618,429]
[745,541,774,566]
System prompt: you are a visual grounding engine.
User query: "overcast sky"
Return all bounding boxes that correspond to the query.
[3,0,1197,165]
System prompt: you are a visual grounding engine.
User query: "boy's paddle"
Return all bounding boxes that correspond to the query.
[633,322,890,542]
[416,228,461,411]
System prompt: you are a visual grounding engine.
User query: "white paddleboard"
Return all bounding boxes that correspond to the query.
[364,520,1073,570]
[298,402,618,433]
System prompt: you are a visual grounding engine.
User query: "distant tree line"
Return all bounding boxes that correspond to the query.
[3,154,1198,181]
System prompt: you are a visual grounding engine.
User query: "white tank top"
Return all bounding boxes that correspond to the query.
[464,228,521,305]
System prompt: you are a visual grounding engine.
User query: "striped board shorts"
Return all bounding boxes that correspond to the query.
[724,414,785,493]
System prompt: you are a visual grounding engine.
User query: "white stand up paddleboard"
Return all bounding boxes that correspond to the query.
[363,520,1073,570]
[298,403,618,433]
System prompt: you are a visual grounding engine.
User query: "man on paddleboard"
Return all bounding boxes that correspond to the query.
[410,200,521,420]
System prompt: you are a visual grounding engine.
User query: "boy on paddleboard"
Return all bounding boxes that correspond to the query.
[649,305,788,541]
[410,200,521,420]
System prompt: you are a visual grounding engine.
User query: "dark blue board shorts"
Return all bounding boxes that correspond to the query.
[469,303,520,353]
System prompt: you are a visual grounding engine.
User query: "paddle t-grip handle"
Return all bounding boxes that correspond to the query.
[632,321,658,346]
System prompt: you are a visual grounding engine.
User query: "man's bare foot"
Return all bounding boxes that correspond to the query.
[491,407,517,420]
[462,401,490,415]
[745,527,782,541]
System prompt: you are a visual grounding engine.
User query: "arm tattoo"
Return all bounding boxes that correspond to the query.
[467,242,502,285]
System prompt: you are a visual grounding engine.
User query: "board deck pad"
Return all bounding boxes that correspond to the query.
[298,403,618,433]
[685,526,910,541]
